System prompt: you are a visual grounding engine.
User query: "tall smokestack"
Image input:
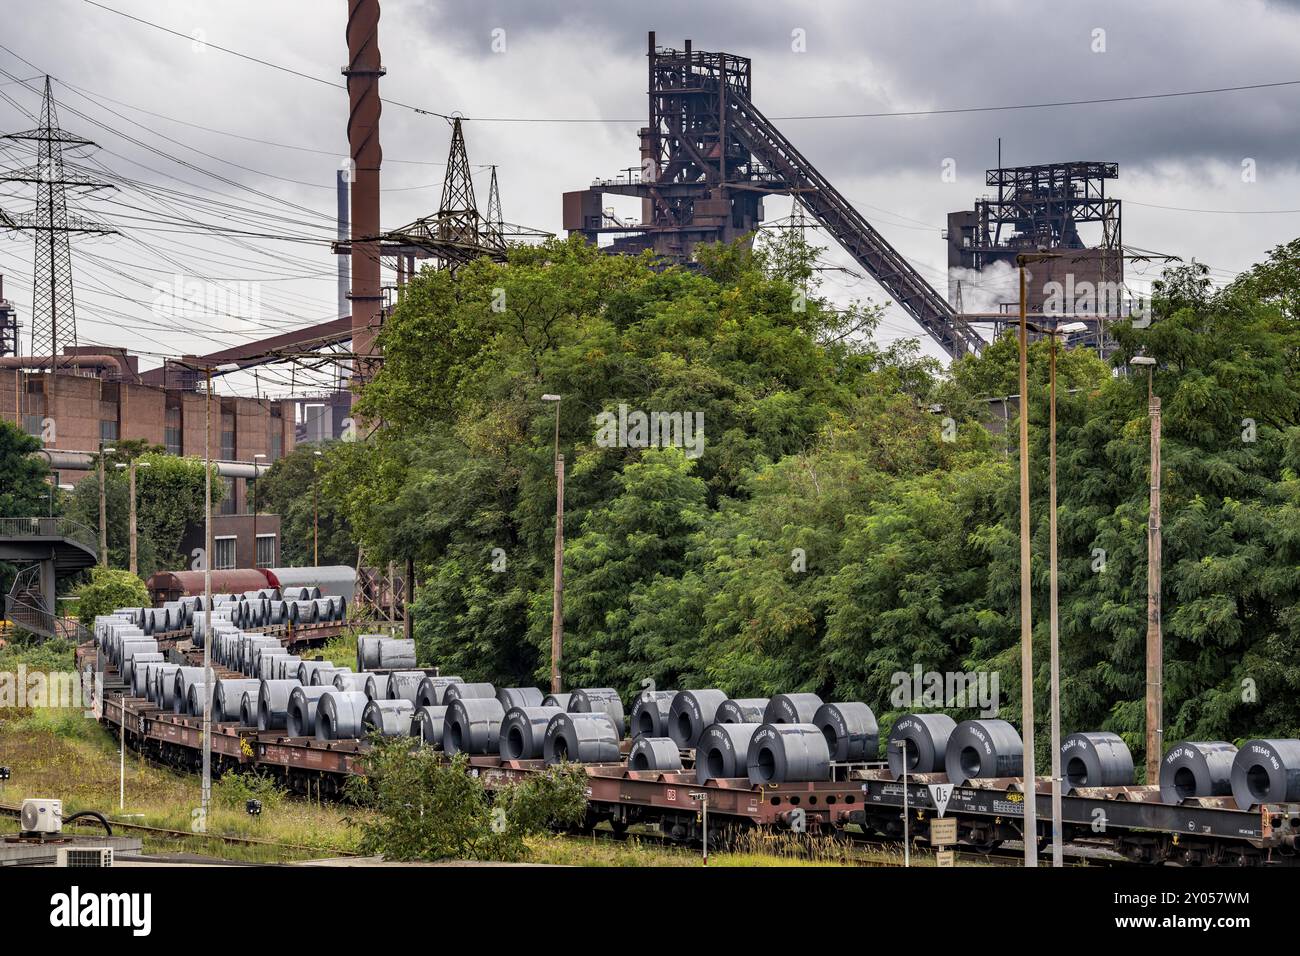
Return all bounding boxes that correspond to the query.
[344,0,384,382]
[337,167,350,320]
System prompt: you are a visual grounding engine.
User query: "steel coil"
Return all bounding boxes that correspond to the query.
[1159,741,1237,803]
[813,701,879,762]
[258,653,291,682]
[695,722,760,783]
[286,685,331,737]
[628,736,683,772]
[567,689,626,738]
[153,664,181,710]
[127,652,164,696]
[385,671,426,704]
[629,691,675,738]
[496,687,545,711]
[499,706,564,760]
[763,693,823,725]
[668,690,728,749]
[414,705,448,747]
[183,682,210,717]
[747,723,831,784]
[364,672,391,700]
[315,690,369,740]
[377,638,416,669]
[944,719,1024,784]
[415,676,464,707]
[362,699,415,738]
[173,667,206,710]
[257,680,301,731]
[444,698,506,755]
[543,712,620,765]
[887,713,957,777]
[240,691,258,728]
[332,672,370,694]
[444,682,497,704]
[1061,731,1135,790]
[309,666,346,686]
[717,698,768,724]
[1230,739,1300,809]
[297,661,331,685]
[356,635,385,670]
[276,657,302,681]
[214,679,259,723]
[542,693,571,710]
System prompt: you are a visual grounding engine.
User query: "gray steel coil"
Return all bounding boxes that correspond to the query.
[628,736,683,772]
[944,719,1024,784]
[668,690,728,749]
[629,691,675,738]
[763,693,824,725]
[1061,731,1135,790]
[1159,741,1237,803]
[543,712,620,765]
[812,701,879,762]
[499,706,565,760]
[695,722,760,784]
[444,698,506,755]
[747,723,831,785]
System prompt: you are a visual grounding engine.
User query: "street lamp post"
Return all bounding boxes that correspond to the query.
[253,453,266,569]
[542,394,563,693]
[1130,355,1161,783]
[312,450,323,567]
[116,459,151,576]
[186,360,238,831]
[98,446,115,566]
[1038,319,1088,868]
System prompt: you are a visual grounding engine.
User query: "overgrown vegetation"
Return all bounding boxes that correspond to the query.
[346,740,587,862]
[311,234,1300,778]
[74,567,149,626]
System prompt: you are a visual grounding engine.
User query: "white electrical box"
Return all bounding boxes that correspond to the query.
[56,847,114,868]
[19,798,63,835]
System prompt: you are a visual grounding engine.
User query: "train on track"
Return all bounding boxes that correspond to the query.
[80,597,1300,867]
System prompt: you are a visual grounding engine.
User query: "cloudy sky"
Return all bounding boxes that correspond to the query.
[1,0,1298,393]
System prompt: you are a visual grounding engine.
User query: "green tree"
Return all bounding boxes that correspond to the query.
[258,442,356,567]
[74,567,149,627]
[0,420,48,518]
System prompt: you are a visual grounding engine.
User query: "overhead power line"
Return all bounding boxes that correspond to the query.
[81,0,1300,125]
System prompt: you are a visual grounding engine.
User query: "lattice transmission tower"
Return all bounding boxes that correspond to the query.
[0,76,114,366]
[436,116,479,247]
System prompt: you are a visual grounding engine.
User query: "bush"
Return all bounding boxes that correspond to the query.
[214,771,287,812]
[75,567,149,627]
[345,742,587,862]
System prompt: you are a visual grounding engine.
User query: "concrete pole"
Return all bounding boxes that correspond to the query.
[550,454,565,694]
[200,367,213,829]
[1016,260,1038,867]
[128,460,137,577]
[98,450,107,566]
[1146,373,1163,783]
[1048,332,1062,867]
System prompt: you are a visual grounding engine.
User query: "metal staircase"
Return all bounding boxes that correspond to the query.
[1,516,97,642]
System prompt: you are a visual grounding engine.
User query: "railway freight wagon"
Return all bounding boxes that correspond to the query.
[147,566,357,605]
[81,622,1300,868]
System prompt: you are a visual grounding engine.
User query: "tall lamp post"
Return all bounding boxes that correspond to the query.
[98,446,115,566]
[312,450,323,566]
[1130,355,1161,783]
[542,394,563,693]
[115,459,151,576]
[178,360,238,830]
[1013,252,1058,867]
[1030,319,1089,867]
[253,453,266,569]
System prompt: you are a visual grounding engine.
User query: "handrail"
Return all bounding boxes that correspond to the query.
[0,515,98,554]
[4,563,89,643]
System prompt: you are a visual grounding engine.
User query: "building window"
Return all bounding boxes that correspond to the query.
[165,404,182,455]
[256,533,276,569]
[213,536,236,570]
[219,477,236,515]
[271,429,282,461]
[22,414,42,437]
[100,419,118,443]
